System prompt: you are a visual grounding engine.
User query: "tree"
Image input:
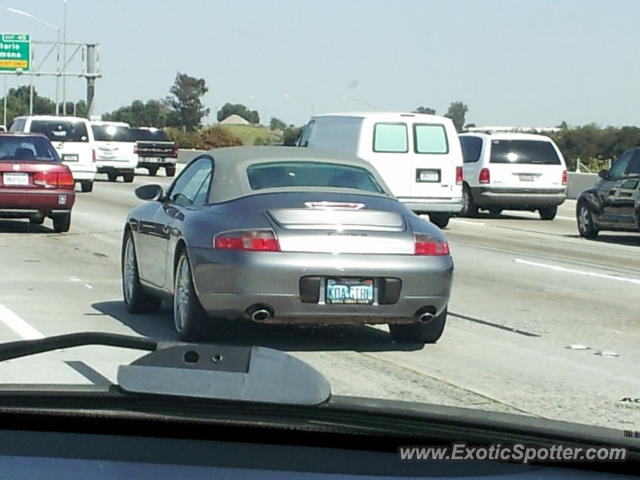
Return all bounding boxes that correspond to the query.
[413,106,436,115]
[269,116,286,131]
[1,86,57,126]
[217,103,260,125]
[167,72,210,131]
[103,99,176,127]
[445,101,468,132]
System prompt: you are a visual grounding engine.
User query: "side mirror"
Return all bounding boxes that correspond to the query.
[598,169,609,179]
[135,184,164,201]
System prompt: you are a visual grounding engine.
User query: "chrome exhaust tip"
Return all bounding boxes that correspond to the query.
[418,312,435,323]
[250,308,271,322]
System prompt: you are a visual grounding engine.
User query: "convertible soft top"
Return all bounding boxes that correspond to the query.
[196,146,395,204]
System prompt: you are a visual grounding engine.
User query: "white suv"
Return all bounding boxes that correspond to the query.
[90,121,137,182]
[458,132,567,220]
[10,115,97,192]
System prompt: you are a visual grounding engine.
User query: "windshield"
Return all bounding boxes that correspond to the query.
[29,120,89,143]
[247,161,385,193]
[1,1,639,455]
[0,136,61,162]
[91,125,134,142]
[131,128,169,141]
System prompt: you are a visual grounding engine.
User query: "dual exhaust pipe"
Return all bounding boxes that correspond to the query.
[417,312,435,324]
[247,305,272,322]
[247,306,435,324]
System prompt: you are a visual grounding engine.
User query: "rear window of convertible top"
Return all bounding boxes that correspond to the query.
[247,161,384,193]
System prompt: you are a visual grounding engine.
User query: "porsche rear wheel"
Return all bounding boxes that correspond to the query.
[122,231,162,314]
[173,250,208,341]
[389,308,447,344]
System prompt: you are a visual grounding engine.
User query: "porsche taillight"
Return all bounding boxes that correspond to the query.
[214,229,280,252]
[414,234,450,256]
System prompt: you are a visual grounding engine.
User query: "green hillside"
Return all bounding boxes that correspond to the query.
[222,124,282,146]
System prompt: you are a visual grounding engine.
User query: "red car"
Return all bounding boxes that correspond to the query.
[0,132,75,232]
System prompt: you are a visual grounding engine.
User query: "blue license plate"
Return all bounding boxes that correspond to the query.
[326,278,374,305]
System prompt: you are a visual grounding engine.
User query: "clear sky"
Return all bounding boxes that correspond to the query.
[1,0,638,127]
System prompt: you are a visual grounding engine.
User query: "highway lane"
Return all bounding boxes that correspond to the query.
[0,174,638,431]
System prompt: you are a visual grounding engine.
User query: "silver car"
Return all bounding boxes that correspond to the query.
[122,147,453,343]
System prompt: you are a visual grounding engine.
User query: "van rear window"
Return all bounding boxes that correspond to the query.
[29,120,89,143]
[414,124,448,154]
[489,140,561,165]
[373,123,408,153]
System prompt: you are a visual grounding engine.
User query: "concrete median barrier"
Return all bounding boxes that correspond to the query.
[567,173,598,199]
[177,149,207,164]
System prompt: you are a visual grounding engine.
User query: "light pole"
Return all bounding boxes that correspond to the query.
[3,75,7,127]
[283,93,315,117]
[340,96,377,111]
[62,0,67,115]
[0,6,62,114]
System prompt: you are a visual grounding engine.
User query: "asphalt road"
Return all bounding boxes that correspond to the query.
[0,167,638,431]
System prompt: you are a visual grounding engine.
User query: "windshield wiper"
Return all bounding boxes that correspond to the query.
[0,332,331,406]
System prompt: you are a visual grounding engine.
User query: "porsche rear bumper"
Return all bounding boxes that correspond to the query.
[188,247,453,324]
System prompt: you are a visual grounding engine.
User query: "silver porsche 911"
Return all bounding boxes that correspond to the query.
[121,147,453,343]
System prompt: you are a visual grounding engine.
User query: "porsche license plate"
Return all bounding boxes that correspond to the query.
[326,278,374,305]
[3,173,29,186]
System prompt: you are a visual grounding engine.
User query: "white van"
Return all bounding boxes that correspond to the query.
[298,112,463,228]
[10,115,97,192]
[90,121,137,183]
[458,132,567,220]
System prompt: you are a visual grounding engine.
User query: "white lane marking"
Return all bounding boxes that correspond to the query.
[556,215,575,221]
[67,276,81,282]
[0,304,44,340]
[84,283,93,290]
[450,219,486,226]
[515,258,640,285]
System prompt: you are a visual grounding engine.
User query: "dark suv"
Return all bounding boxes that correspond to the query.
[576,147,640,238]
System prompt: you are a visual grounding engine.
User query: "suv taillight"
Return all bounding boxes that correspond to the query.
[171,145,179,158]
[479,168,490,184]
[414,234,450,256]
[134,144,139,155]
[562,169,568,185]
[456,166,463,184]
[214,229,280,252]
[92,149,96,163]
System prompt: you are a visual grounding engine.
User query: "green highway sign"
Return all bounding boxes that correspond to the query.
[0,33,31,72]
